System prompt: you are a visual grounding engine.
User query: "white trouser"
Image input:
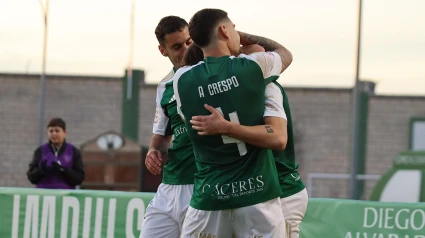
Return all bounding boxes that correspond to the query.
[181,198,285,238]
[139,183,194,238]
[281,188,308,238]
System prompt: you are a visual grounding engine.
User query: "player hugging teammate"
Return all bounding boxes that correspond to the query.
[140,9,308,238]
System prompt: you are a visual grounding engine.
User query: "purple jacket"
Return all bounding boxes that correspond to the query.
[36,143,76,189]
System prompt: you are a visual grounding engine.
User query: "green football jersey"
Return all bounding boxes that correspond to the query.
[264,81,305,198]
[174,52,283,210]
[152,69,197,185]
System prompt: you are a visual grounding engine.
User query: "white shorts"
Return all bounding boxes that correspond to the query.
[139,183,194,238]
[281,188,308,238]
[181,198,285,238]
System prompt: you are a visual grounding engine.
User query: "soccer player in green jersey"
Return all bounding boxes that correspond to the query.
[267,83,308,238]
[191,84,308,238]
[187,43,308,238]
[173,9,293,238]
[139,16,196,238]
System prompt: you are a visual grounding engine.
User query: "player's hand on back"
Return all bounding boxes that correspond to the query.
[190,104,232,136]
[145,150,163,175]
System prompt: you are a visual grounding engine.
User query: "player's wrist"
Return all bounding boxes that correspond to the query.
[147,149,160,155]
[223,121,233,135]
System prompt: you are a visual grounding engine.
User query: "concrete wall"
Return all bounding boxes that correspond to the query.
[1,73,423,199]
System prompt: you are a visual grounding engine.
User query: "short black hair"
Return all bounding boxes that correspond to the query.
[189,9,229,48]
[47,118,66,131]
[155,16,188,45]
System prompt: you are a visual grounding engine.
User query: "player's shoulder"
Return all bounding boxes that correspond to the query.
[174,62,205,82]
[225,53,268,72]
[228,53,269,69]
[155,69,175,99]
[157,69,175,87]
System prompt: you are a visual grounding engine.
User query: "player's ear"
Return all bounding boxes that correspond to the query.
[218,24,229,40]
[158,45,168,57]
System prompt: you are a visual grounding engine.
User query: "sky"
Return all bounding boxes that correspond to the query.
[0,0,424,95]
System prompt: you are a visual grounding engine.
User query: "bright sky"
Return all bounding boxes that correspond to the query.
[1,0,424,95]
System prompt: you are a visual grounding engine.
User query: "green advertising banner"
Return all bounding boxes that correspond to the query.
[1,188,424,237]
[300,199,425,238]
[0,187,155,238]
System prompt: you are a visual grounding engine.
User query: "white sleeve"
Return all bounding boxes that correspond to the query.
[263,83,287,120]
[152,83,170,135]
[239,52,282,80]
[173,72,184,120]
[172,66,194,120]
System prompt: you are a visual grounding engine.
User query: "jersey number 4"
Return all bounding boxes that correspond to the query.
[216,107,247,156]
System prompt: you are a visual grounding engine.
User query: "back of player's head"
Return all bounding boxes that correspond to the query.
[155,16,188,45]
[189,9,229,48]
[184,44,204,66]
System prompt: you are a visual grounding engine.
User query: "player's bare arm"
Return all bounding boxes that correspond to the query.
[190,104,287,150]
[238,31,292,72]
[145,134,172,175]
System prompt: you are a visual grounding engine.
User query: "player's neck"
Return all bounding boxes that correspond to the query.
[203,44,231,58]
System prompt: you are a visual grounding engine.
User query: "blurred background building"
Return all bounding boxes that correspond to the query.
[1,71,424,199]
